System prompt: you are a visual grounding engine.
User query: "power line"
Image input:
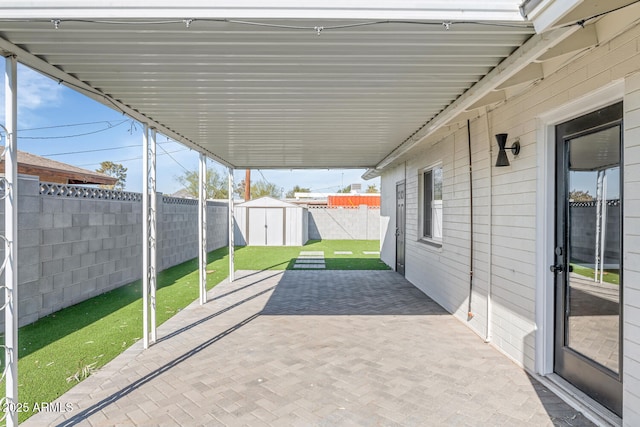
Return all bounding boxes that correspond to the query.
[157,143,190,173]
[41,144,138,156]
[76,148,188,167]
[39,139,175,157]
[20,119,129,139]
[18,119,129,133]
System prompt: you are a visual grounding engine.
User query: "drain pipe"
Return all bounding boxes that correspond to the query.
[467,120,475,320]
[484,108,493,343]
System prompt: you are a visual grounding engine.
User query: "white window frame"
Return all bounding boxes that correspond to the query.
[418,163,443,246]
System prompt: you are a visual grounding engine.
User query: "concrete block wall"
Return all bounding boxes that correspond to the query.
[0,179,228,328]
[159,197,228,269]
[307,206,379,240]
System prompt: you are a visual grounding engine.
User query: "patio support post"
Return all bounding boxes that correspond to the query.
[228,168,235,282]
[198,154,207,305]
[3,54,18,427]
[142,124,149,349]
[149,128,157,344]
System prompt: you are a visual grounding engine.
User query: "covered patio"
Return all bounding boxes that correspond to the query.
[1,1,632,425]
[23,270,591,426]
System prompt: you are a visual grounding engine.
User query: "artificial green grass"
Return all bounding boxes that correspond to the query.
[2,240,385,422]
[570,263,620,285]
[5,247,230,422]
[235,239,388,271]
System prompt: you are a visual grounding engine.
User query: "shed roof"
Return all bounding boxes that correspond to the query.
[237,196,302,208]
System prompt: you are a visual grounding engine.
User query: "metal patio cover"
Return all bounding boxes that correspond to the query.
[0,1,535,171]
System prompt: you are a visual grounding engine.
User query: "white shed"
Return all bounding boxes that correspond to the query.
[234,197,308,246]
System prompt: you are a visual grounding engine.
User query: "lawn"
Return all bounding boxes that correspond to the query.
[570,263,620,285]
[2,240,385,422]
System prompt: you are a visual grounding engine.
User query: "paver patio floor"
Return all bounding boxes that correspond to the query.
[25,270,593,426]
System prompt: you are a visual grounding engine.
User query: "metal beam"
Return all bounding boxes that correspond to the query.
[3,53,18,427]
[228,168,235,283]
[142,124,149,349]
[149,128,157,344]
[199,153,207,305]
[0,1,526,21]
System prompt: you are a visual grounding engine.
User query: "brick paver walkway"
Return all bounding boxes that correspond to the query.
[25,270,593,426]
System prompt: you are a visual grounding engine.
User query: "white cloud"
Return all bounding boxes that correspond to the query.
[0,61,64,124]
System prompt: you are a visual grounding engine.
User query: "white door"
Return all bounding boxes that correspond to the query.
[248,208,267,245]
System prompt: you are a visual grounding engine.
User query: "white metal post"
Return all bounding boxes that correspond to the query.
[142,124,149,349]
[4,54,18,427]
[228,168,235,282]
[198,154,207,305]
[149,128,157,344]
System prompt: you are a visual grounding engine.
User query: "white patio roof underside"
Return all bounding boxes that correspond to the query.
[0,0,616,174]
[0,1,540,172]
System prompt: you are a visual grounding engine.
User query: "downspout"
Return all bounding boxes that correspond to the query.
[467,120,475,320]
[484,108,493,343]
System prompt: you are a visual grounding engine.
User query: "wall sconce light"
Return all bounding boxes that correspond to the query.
[495,133,520,167]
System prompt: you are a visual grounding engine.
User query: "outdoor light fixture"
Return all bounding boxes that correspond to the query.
[495,133,520,167]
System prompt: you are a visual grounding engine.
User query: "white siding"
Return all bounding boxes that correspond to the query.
[624,72,640,427]
[381,19,640,397]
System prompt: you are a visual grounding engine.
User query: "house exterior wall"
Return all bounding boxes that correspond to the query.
[380,21,640,424]
[623,72,640,425]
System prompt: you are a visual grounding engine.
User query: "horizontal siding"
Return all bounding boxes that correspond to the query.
[624,69,640,427]
[381,20,640,391]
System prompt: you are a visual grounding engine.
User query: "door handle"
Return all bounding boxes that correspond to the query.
[550,264,563,273]
[550,264,573,273]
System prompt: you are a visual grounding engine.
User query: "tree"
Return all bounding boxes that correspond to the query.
[286,185,311,198]
[337,185,352,194]
[365,184,379,193]
[235,179,280,199]
[96,161,127,190]
[252,180,281,198]
[175,168,228,199]
[569,190,594,202]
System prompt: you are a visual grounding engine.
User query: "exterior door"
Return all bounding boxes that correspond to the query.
[553,102,623,416]
[396,181,406,275]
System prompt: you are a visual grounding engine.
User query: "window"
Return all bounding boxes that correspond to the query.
[421,165,443,243]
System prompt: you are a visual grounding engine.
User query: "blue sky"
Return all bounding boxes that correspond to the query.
[0,60,379,196]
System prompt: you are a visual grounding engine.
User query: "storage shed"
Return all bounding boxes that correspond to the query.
[234,197,308,246]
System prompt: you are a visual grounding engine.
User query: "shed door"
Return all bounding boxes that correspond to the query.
[248,208,266,245]
[265,208,284,246]
[247,207,285,246]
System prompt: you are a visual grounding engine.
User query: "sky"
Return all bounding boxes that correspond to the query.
[0,60,380,196]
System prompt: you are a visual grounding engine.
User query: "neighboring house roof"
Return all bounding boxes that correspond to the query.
[0,151,117,185]
[170,189,195,199]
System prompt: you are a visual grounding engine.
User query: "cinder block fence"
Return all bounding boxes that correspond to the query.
[0,177,380,328]
[0,175,228,328]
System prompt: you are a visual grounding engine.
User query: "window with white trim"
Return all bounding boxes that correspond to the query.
[420,165,443,244]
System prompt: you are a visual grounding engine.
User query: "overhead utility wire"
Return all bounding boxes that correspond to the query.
[18,119,128,133]
[19,119,129,139]
[157,143,190,173]
[561,0,640,28]
[76,148,188,168]
[40,140,175,157]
